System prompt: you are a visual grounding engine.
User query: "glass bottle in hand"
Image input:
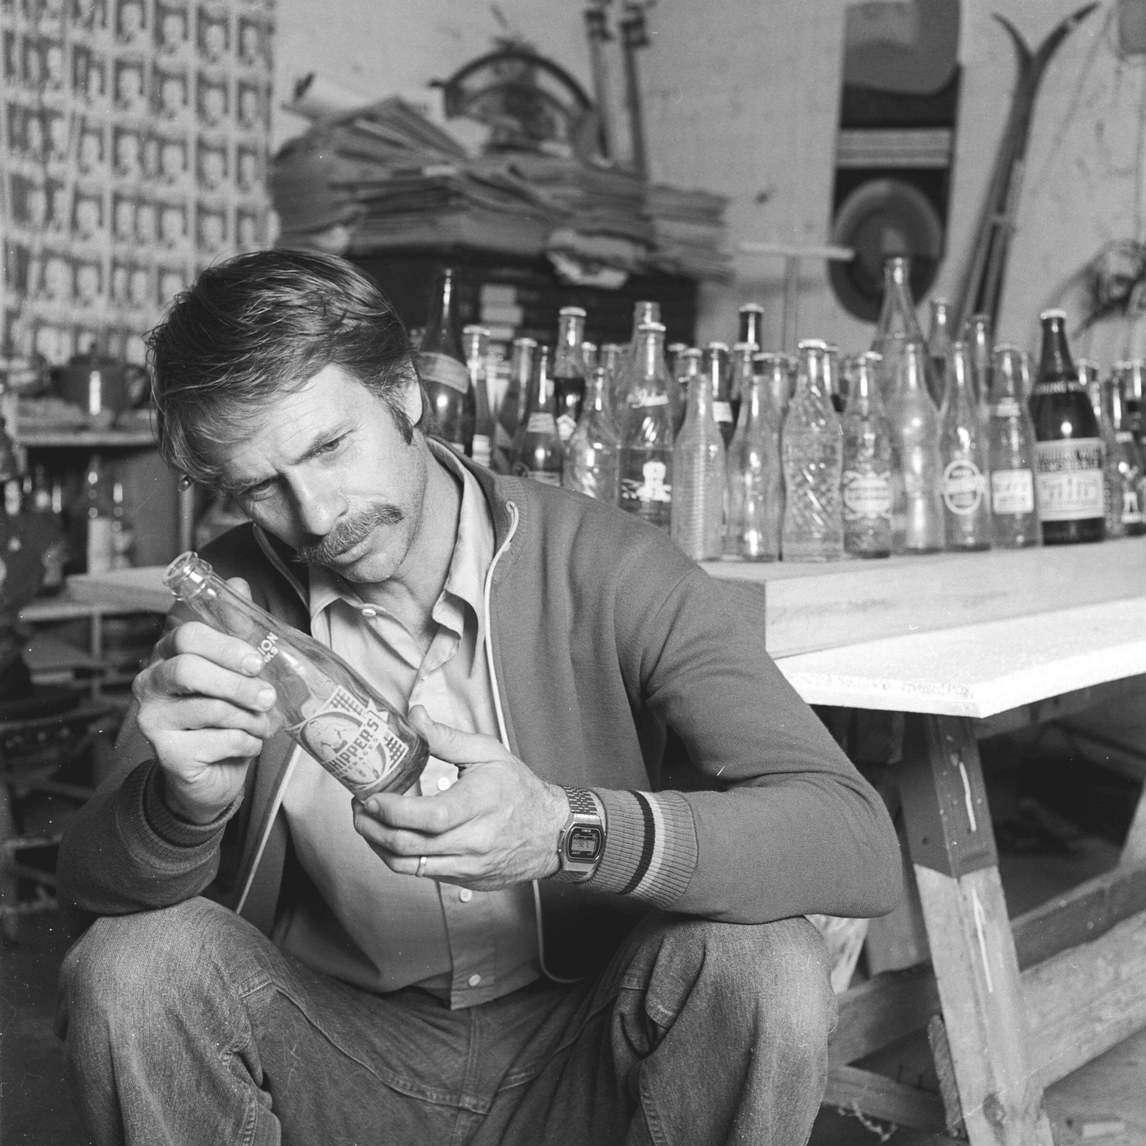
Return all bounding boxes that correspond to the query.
[164,551,428,798]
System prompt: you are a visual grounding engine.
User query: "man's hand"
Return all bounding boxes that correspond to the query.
[352,706,569,890]
[133,578,280,825]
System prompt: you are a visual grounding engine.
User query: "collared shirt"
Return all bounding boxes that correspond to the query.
[276,446,540,1008]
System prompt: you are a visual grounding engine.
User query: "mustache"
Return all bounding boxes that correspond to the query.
[293,504,405,565]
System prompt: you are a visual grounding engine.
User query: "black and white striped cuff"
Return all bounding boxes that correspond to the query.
[591,789,698,908]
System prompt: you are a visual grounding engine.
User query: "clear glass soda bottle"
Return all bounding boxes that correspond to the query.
[872,255,930,404]
[1104,370,1144,537]
[961,312,993,428]
[887,340,944,554]
[840,351,893,559]
[598,342,626,417]
[824,343,845,414]
[463,324,494,469]
[926,297,954,409]
[781,339,843,562]
[729,340,755,435]
[675,346,702,409]
[757,351,791,426]
[939,341,992,551]
[1030,309,1105,544]
[552,305,588,444]
[672,346,726,561]
[702,342,735,448]
[417,267,474,455]
[164,551,429,799]
[725,358,782,561]
[562,365,620,504]
[986,345,1041,548]
[618,321,675,530]
[511,344,564,486]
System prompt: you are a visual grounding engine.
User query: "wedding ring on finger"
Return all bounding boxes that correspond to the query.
[416,855,428,878]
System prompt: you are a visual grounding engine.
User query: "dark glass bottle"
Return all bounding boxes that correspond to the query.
[417,267,474,455]
[1029,309,1105,544]
[552,305,588,445]
[702,341,735,447]
[1104,370,1145,537]
[511,345,564,486]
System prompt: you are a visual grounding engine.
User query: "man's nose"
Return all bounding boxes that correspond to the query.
[288,474,346,539]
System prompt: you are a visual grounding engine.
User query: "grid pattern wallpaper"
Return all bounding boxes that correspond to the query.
[0,0,274,368]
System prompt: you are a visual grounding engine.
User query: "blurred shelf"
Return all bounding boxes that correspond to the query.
[15,429,157,449]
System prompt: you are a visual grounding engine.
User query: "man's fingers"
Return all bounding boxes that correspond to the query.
[407,705,504,767]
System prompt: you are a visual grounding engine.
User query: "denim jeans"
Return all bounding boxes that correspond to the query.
[57,897,835,1145]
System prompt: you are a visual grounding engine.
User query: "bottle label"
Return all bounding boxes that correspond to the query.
[527,412,558,434]
[631,394,669,408]
[991,469,1035,514]
[289,686,409,793]
[556,413,577,442]
[841,470,892,520]
[471,433,492,467]
[1034,438,1104,521]
[418,351,470,395]
[86,518,115,574]
[990,399,1023,418]
[942,460,987,515]
[1121,486,1142,525]
[713,400,733,425]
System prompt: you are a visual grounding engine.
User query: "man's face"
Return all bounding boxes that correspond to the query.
[212,364,428,588]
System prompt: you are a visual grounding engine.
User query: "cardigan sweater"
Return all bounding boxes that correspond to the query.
[58,459,901,982]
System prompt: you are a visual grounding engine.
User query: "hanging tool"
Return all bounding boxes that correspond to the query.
[618,1,654,178]
[582,1,617,162]
[953,3,1097,333]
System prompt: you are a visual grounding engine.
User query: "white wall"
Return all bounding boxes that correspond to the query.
[272,0,1146,365]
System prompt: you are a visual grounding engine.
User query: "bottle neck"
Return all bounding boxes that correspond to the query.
[554,312,587,372]
[1036,314,1077,385]
[423,271,462,358]
[636,330,669,390]
[523,347,555,414]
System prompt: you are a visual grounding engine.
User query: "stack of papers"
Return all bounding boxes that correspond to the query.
[270,96,729,280]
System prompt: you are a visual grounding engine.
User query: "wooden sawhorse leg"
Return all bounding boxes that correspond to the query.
[898,712,1054,1145]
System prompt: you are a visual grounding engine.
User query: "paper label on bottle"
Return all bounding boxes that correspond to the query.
[288,686,409,794]
[86,518,115,574]
[471,434,492,467]
[417,351,470,394]
[620,458,672,508]
[1121,487,1143,525]
[990,469,1035,514]
[942,460,987,514]
[713,400,733,425]
[1034,438,1104,520]
[526,412,558,434]
[990,399,1023,418]
[841,470,892,519]
[556,413,577,442]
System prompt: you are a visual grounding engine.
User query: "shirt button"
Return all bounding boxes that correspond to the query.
[458,888,472,902]
[467,973,482,987]
[361,606,377,618]
[436,776,453,792]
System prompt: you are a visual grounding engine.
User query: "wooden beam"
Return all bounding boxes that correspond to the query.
[823,1065,947,1133]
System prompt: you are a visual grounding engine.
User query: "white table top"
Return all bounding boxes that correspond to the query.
[775,598,1146,718]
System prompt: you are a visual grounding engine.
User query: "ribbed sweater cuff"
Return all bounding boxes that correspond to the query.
[591,789,698,909]
[135,762,235,855]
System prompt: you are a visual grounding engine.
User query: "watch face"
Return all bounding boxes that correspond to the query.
[567,824,603,861]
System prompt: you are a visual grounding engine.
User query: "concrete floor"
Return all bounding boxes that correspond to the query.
[4,739,1146,1144]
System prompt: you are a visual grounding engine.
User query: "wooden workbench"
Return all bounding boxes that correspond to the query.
[708,539,1146,1144]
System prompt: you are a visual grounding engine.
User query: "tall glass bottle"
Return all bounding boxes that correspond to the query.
[703,342,735,447]
[986,345,1041,548]
[496,336,535,472]
[961,312,993,427]
[618,321,675,530]
[871,255,930,404]
[939,342,992,551]
[1030,309,1105,544]
[165,551,429,799]
[781,339,843,562]
[725,359,782,561]
[511,345,564,486]
[417,267,474,455]
[926,297,954,409]
[824,343,845,414]
[614,300,661,421]
[729,340,755,433]
[582,341,598,372]
[598,342,626,416]
[552,305,588,444]
[737,302,765,349]
[1104,371,1144,537]
[675,346,702,409]
[672,348,726,561]
[757,351,791,425]
[562,365,620,504]
[463,325,494,469]
[887,341,944,554]
[840,351,893,559]
[1122,359,1145,443]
